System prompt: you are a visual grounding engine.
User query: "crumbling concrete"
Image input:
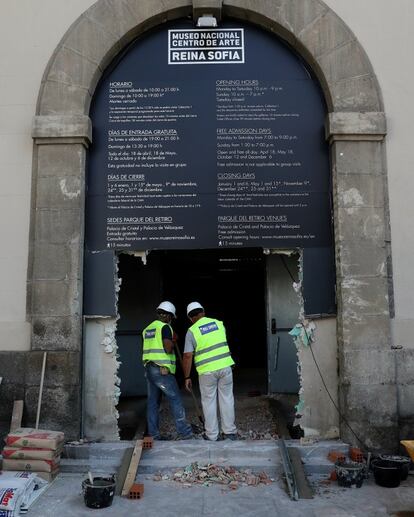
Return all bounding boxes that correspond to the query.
[83,318,120,441]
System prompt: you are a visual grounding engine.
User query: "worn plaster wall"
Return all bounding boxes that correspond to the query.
[297,317,339,438]
[83,318,120,440]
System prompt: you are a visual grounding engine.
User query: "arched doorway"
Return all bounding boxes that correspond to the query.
[30,0,393,449]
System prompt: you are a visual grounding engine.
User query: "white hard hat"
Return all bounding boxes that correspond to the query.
[157,301,176,318]
[187,301,204,316]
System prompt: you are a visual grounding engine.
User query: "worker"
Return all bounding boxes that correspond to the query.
[142,301,193,440]
[182,302,237,441]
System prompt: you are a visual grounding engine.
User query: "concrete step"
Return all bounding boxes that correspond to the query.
[60,439,349,477]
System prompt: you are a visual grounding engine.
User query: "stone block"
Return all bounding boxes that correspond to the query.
[38,80,91,116]
[35,209,82,245]
[339,276,389,320]
[32,316,82,351]
[281,0,328,36]
[336,241,387,278]
[340,421,399,453]
[339,314,390,349]
[193,0,222,20]
[32,243,73,281]
[298,9,353,59]
[327,112,386,140]
[335,206,386,245]
[33,117,91,143]
[331,74,382,113]
[63,15,120,68]
[0,383,25,421]
[340,349,395,385]
[0,352,27,384]
[48,46,101,94]
[88,0,159,42]
[399,416,414,441]
[36,175,84,210]
[25,385,81,440]
[319,40,372,85]
[397,385,414,419]
[31,280,80,318]
[223,1,294,45]
[396,349,414,385]
[332,141,384,175]
[336,173,385,209]
[25,351,80,387]
[37,144,85,178]
[340,383,397,427]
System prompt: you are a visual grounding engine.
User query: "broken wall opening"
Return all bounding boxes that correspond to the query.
[114,248,317,440]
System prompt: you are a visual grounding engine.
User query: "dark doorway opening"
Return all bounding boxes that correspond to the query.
[160,248,267,395]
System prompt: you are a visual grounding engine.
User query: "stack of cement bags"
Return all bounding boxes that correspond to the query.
[2,428,64,482]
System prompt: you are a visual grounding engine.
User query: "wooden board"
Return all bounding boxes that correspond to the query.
[10,400,24,431]
[288,447,313,499]
[121,439,143,497]
[115,447,134,496]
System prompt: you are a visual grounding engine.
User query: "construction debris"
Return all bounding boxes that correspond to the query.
[152,462,274,489]
[158,394,282,440]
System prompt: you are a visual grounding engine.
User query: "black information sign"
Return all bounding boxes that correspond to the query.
[86,21,332,251]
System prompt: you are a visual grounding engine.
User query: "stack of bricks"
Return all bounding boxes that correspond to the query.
[1,428,65,482]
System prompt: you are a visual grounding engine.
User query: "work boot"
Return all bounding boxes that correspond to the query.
[202,433,222,441]
[176,434,193,441]
[223,433,238,441]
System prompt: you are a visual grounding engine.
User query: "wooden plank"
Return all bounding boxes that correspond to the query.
[288,447,313,499]
[10,400,24,431]
[121,439,143,497]
[133,415,147,440]
[115,447,134,496]
[35,352,47,429]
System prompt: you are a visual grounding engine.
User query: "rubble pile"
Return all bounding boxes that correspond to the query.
[153,462,274,489]
[159,395,280,440]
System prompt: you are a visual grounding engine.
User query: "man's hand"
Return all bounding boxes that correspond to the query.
[185,378,192,392]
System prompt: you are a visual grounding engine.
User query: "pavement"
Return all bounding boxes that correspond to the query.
[25,440,414,517]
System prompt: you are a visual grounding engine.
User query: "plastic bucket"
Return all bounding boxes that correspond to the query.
[371,459,401,488]
[335,461,365,488]
[379,455,411,481]
[82,476,116,509]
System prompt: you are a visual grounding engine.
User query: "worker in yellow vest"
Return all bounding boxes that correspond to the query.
[142,301,193,440]
[182,302,237,441]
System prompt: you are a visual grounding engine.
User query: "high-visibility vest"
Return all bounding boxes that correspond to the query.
[142,320,176,374]
[190,317,235,375]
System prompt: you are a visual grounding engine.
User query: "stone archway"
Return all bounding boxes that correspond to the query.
[30,0,394,449]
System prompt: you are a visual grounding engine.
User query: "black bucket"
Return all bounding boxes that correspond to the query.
[82,476,116,509]
[335,461,366,488]
[372,459,401,488]
[379,455,411,481]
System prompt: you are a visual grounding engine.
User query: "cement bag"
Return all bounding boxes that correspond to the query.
[0,472,36,514]
[2,446,62,461]
[0,485,24,514]
[0,472,37,507]
[5,429,64,450]
[2,458,60,473]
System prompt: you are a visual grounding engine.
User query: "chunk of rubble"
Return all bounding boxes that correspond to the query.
[153,462,274,489]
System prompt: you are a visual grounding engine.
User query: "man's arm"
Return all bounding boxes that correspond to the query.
[183,330,196,391]
[182,352,193,379]
[162,325,174,354]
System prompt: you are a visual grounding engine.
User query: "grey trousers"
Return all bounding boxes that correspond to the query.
[198,366,237,440]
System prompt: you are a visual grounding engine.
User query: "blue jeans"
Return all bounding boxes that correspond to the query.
[145,363,192,438]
